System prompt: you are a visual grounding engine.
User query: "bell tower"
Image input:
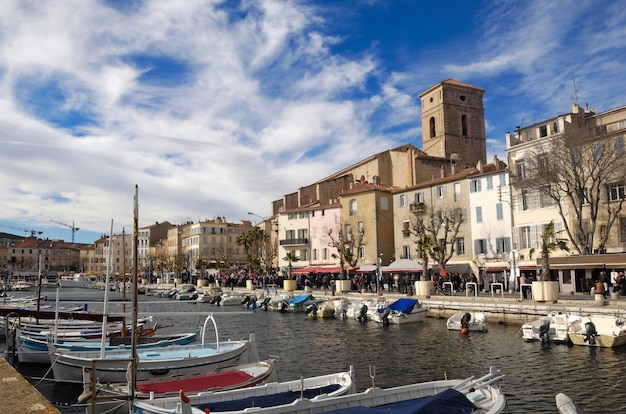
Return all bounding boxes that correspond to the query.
[419,79,487,165]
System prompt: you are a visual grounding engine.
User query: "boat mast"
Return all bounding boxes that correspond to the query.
[131,185,139,393]
[100,220,114,358]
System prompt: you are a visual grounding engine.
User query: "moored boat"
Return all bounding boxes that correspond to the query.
[447,311,488,332]
[132,366,356,414]
[134,366,505,414]
[567,314,626,348]
[369,297,428,325]
[521,306,580,343]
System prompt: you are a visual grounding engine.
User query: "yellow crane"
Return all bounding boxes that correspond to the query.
[0,223,43,237]
[50,220,80,243]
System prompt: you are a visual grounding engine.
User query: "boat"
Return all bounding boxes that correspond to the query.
[273,293,322,312]
[49,314,259,383]
[59,273,99,288]
[82,358,278,411]
[132,366,356,414]
[10,280,33,291]
[306,298,350,319]
[447,311,488,332]
[556,392,584,414]
[175,284,198,300]
[369,297,428,325]
[521,306,581,343]
[17,330,198,364]
[567,314,626,348]
[134,366,505,414]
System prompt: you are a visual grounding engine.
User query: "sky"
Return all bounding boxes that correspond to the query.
[1,0,625,244]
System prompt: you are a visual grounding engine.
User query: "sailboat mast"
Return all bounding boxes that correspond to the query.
[131,185,139,393]
[100,220,113,359]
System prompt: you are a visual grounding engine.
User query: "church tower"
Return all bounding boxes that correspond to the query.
[419,79,487,165]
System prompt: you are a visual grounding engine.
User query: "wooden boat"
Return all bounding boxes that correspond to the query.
[447,311,488,332]
[134,366,505,414]
[82,358,278,413]
[49,314,259,383]
[556,392,584,414]
[17,330,198,364]
[369,297,428,325]
[132,366,356,414]
[567,314,626,348]
[521,306,580,343]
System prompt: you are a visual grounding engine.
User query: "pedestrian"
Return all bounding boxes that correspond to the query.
[520,273,530,299]
[595,279,606,299]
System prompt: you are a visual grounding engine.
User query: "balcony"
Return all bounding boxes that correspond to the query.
[280,238,309,246]
[410,202,426,213]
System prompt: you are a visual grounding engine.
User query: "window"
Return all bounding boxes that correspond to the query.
[436,185,446,198]
[515,160,526,180]
[474,239,487,254]
[300,249,308,261]
[414,192,425,203]
[608,183,626,201]
[380,196,389,210]
[521,189,530,211]
[286,229,295,240]
[615,136,625,156]
[456,238,465,255]
[476,206,483,223]
[312,249,318,260]
[469,179,481,193]
[552,122,559,134]
[520,226,532,249]
[496,203,503,220]
[619,120,626,130]
[454,182,461,201]
[499,172,506,186]
[402,245,410,259]
[526,130,533,141]
[486,176,493,189]
[358,245,365,259]
[539,125,547,137]
[398,194,407,208]
[496,237,511,254]
[592,142,603,163]
[349,199,357,215]
[358,221,364,235]
[430,117,436,138]
[461,115,468,136]
[540,186,555,208]
[322,248,328,260]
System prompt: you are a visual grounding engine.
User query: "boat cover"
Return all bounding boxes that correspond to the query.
[377,298,417,314]
[287,293,312,305]
[195,384,342,411]
[323,388,478,413]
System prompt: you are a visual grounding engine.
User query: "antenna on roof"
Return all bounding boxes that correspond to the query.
[571,72,579,106]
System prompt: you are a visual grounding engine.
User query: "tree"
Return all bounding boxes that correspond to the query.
[523,129,626,255]
[328,224,364,280]
[237,227,275,277]
[530,220,569,281]
[411,203,464,273]
[283,251,299,279]
[415,233,435,281]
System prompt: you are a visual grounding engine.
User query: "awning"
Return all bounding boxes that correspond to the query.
[292,266,344,274]
[382,259,423,273]
[437,262,470,274]
[484,261,510,272]
[356,264,377,273]
[549,263,605,269]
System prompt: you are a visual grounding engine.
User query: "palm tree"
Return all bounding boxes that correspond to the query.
[283,251,299,279]
[530,220,569,281]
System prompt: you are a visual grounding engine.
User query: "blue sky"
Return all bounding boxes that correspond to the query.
[1,0,625,244]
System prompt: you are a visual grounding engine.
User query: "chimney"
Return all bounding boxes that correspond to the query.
[440,165,446,178]
[476,160,483,173]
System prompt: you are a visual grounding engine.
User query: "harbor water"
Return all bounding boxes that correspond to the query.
[3,288,626,414]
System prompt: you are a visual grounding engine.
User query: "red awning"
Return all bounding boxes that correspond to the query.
[292,266,343,274]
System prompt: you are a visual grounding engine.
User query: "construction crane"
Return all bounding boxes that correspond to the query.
[50,220,80,243]
[0,223,43,237]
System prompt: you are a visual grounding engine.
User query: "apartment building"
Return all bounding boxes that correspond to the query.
[506,102,626,291]
[1,237,80,276]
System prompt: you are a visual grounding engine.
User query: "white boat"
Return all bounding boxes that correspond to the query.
[369,297,428,325]
[11,280,33,291]
[447,311,488,332]
[521,306,581,343]
[59,273,99,288]
[345,297,387,321]
[306,298,351,319]
[556,392,584,414]
[567,314,626,348]
[132,366,356,414]
[134,366,505,414]
[49,314,259,383]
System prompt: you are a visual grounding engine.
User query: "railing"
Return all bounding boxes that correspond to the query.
[520,283,533,300]
[443,281,454,293]
[466,282,478,298]
[491,282,504,300]
[279,238,308,246]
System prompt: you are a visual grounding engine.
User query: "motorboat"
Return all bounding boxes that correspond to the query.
[272,293,322,312]
[10,280,33,291]
[59,273,98,288]
[556,392,584,414]
[134,366,505,414]
[567,314,626,348]
[521,306,580,343]
[132,366,356,414]
[306,298,350,319]
[447,311,488,332]
[82,359,279,413]
[369,297,428,325]
[49,315,259,383]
